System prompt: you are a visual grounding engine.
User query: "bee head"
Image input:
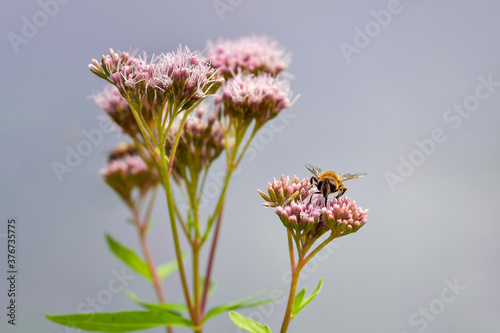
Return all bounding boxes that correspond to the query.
[318,180,336,197]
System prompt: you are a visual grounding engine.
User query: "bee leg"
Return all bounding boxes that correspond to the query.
[308,191,321,204]
[336,187,346,198]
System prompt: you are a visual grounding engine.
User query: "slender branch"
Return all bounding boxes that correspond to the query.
[280,231,337,333]
[291,232,302,257]
[142,186,158,230]
[233,126,259,168]
[287,230,296,271]
[158,143,195,321]
[302,232,336,266]
[161,100,174,136]
[202,169,232,242]
[174,204,191,240]
[197,166,210,200]
[132,205,172,333]
[200,203,224,314]
[199,123,260,315]
[167,111,190,173]
[137,101,160,148]
[192,241,202,326]
[280,257,304,333]
[187,167,202,240]
[167,100,204,173]
[127,101,158,157]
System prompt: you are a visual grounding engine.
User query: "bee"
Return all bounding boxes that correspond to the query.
[305,163,367,202]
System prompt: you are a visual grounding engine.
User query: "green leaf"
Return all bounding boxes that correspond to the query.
[199,275,217,297]
[125,290,188,313]
[291,289,305,317]
[228,311,271,333]
[157,251,188,281]
[291,278,323,318]
[157,261,178,281]
[204,290,278,323]
[46,310,193,332]
[105,234,151,281]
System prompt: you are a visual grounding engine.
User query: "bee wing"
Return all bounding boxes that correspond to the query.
[338,172,367,182]
[304,163,324,177]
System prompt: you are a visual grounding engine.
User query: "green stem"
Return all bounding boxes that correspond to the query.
[174,204,191,240]
[197,166,208,197]
[161,100,174,135]
[192,241,202,327]
[202,168,232,242]
[280,232,337,333]
[127,101,158,157]
[158,143,195,322]
[199,124,257,314]
[132,204,172,333]
[280,259,304,333]
[167,101,204,172]
[187,168,201,240]
[167,111,189,173]
[202,123,246,241]
[287,230,296,270]
[233,126,259,168]
[142,186,158,230]
[303,232,336,266]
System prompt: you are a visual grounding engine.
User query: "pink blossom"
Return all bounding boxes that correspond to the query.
[260,176,368,238]
[220,72,293,126]
[258,175,312,207]
[206,35,290,78]
[89,46,223,112]
[101,143,158,205]
[166,106,226,183]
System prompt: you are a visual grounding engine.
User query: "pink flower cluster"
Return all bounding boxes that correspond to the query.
[218,72,292,126]
[258,175,312,207]
[276,201,326,236]
[101,144,158,205]
[92,85,147,135]
[319,197,368,235]
[166,107,226,182]
[260,176,368,238]
[102,155,147,177]
[207,35,290,78]
[89,47,223,111]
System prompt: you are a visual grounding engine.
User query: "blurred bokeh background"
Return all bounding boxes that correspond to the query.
[1,0,500,332]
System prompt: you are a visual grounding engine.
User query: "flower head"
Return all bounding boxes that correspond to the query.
[276,200,328,238]
[258,175,312,207]
[319,197,368,235]
[206,35,290,78]
[101,143,159,206]
[92,85,153,136]
[260,175,368,241]
[218,72,293,128]
[149,47,224,110]
[89,46,223,115]
[166,106,225,183]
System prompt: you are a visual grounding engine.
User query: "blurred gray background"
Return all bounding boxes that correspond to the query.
[1,0,500,332]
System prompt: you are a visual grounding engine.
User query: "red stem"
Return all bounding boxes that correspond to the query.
[200,203,225,314]
[134,209,173,333]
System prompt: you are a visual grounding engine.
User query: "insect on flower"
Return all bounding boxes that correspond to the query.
[305,163,367,202]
